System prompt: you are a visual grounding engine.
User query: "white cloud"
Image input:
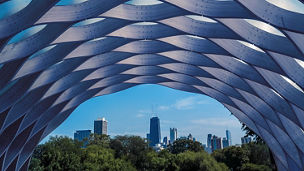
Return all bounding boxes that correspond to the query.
[173,95,209,110]
[197,100,208,104]
[138,109,150,113]
[157,95,210,111]
[158,105,170,111]
[161,120,175,124]
[136,113,145,118]
[135,109,151,118]
[174,96,197,109]
[190,117,241,127]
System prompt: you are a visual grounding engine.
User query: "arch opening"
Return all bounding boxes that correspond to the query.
[48,84,243,143]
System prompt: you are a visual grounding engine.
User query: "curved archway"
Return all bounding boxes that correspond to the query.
[0,0,304,170]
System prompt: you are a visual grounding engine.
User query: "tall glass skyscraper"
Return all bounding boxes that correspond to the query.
[94,117,108,135]
[226,130,232,146]
[149,117,161,146]
[222,137,229,148]
[207,134,212,148]
[211,135,222,151]
[170,128,177,143]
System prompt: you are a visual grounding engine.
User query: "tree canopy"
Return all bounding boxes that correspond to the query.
[29,134,275,171]
[167,138,204,154]
[212,143,274,171]
[30,135,229,171]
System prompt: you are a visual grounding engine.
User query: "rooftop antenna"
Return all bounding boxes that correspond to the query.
[153,104,158,117]
[150,104,157,117]
[150,105,153,118]
[155,105,158,117]
[151,104,154,117]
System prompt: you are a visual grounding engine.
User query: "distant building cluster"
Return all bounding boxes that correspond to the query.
[145,115,255,153]
[204,130,232,153]
[74,117,108,146]
[73,115,252,151]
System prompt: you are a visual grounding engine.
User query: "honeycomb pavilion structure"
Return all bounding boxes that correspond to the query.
[0,0,304,170]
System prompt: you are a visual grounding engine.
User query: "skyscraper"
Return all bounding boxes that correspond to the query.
[216,137,223,150]
[163,136,169,147]
[149,117,161,146]
[211,135,217,152]
[94,117,108,135]
[74,130,91,147]
[222,137,229,148]
[226,130,232,146]
[211,135,222,152]
[207,134,212,148]
[170,128,177,144]
[205,134,213,153]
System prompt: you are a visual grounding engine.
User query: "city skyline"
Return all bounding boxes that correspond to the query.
[45,84,245,145]
[72,114,238,149]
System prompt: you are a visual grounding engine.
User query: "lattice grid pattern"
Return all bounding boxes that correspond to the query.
[0,0,304,170]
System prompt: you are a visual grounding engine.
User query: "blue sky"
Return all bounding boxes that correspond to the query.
[46,84,245,145]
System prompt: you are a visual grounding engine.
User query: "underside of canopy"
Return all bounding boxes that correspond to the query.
[0,0,304,170]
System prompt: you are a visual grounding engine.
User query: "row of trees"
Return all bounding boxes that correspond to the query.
[29,134,275,171]
[30,135,227,171]
[212,143,274,171]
